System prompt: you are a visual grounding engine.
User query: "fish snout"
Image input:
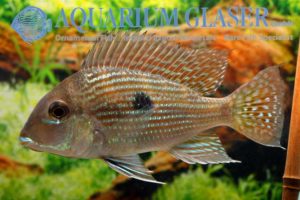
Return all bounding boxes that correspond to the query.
[20,126,34,146]
[19,136,34,146]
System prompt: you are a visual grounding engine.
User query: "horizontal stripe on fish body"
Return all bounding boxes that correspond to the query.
[75,73,227,126]
[68,67,230,153]
[80,71,187,100]
[91,105,225,126]
[94,108,224,121]
[75,72,226,114]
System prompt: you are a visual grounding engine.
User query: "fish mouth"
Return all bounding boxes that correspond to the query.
[19,135,74,156]
[19,136,44,152]
[19,136,34,146]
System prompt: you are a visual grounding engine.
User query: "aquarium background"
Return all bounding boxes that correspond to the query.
[0,0,299,199]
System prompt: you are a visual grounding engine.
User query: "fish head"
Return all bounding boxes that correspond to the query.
[20,77,94,157]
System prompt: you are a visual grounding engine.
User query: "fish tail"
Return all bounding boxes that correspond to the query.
[227,67,286,148]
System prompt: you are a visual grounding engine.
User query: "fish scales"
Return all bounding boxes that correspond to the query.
[68,67,230,156]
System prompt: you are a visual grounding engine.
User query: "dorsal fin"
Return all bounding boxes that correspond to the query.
[81,32,228,96]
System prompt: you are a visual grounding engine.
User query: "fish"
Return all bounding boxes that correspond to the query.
[20,32,286,184]
[11,6,52,42]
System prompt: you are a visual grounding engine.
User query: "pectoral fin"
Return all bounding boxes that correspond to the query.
[170,134,240,164]
[104,155,164,184]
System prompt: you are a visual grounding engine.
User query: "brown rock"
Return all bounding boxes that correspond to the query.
[0,155,43,176]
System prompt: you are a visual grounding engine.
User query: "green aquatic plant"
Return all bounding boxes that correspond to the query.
[255,0,300,15]
[45,154,88,174]
[12,37,70,85]
[0,160,115,200]
[0,0,29,23]
[153,166,281,200]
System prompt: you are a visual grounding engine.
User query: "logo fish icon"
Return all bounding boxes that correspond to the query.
[11,6,52,42]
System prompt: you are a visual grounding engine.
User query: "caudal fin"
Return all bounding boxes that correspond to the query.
[228,67,286,148]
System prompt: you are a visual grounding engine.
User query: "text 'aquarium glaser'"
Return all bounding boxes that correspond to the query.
[11,5,271,42]
[19,32,286,183]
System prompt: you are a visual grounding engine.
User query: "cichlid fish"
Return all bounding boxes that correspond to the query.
[20,32,286,184]
[11,6,51,42]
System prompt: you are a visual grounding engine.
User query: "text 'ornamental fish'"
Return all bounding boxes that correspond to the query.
[20,32,286,184]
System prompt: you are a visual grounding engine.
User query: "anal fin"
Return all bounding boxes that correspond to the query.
[170,133,240,164]
[104,154,164,184]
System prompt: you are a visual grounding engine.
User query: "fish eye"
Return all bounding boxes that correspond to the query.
[49,101,70,119]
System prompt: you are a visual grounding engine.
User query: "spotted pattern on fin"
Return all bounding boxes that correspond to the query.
[229,67,285,147]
